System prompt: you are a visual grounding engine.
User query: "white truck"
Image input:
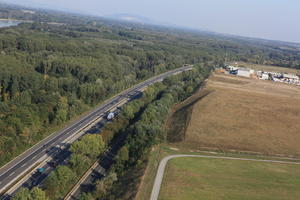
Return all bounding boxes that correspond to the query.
[107,112,115,120]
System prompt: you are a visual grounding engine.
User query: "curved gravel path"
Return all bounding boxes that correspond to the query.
[150,154,300,200]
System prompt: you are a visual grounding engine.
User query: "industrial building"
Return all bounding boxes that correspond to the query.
[237,68,254,78]
[223,65,300,86]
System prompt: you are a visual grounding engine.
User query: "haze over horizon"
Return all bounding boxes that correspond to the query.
[1,0,300,44]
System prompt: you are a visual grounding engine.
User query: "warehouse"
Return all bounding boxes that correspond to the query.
[237,68,254,77]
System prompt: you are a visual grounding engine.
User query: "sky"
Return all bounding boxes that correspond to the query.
[2,0,300,43]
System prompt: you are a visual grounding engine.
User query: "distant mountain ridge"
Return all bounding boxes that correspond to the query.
[103,14,155,24]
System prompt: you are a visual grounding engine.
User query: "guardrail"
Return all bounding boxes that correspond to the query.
[63,161,106,200]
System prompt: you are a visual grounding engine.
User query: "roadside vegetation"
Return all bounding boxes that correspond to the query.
[96,65,211,200]
[13,187,48,200]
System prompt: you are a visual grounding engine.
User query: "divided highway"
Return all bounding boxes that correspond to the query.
[0,66,193,197]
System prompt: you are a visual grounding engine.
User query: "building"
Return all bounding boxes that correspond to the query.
[225,65,238,71]
[237,68,254,78]
[283,74,300,81]
[229,69,238,75]
[261,73,269,80]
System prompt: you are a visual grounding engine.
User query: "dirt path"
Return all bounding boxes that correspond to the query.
[149,154,300,200]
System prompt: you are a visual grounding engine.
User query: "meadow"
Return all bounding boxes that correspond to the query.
[159,157,300,200]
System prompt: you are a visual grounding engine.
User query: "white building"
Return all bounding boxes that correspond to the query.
[225,65,238,71]
[283,74,300,81]
[261,73,269,80]
[237,68,254,77]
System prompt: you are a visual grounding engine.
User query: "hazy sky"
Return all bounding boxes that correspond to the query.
[2,0,300,43]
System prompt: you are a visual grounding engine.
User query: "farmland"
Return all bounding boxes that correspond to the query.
[185,73,300,157]
[159,157,300,200]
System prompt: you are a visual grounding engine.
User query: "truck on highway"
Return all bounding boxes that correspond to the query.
[37,168,45,173]
[106,112,115,120]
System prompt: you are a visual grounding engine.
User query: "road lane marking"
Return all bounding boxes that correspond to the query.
[8,172,15,177]
[32,155,37,159]
[21,163,27,167]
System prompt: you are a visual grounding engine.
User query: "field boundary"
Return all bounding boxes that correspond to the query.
[165,86,211,142]
[150,154,300,200]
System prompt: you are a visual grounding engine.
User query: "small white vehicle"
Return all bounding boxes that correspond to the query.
[107,112,115,120]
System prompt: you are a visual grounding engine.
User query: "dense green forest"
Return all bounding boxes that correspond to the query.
[1,4,300,169]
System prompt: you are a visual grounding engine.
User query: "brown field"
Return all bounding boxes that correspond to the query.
[185,73,300,156]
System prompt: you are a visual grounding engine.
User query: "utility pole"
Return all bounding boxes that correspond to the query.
[224,52,228,67]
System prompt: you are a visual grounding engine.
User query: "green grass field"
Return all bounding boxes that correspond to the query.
[159,157,300,200]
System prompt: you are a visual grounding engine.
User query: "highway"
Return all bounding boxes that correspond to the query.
[65,112,132,200]
[0,65,193,198]
[149,154,300,200]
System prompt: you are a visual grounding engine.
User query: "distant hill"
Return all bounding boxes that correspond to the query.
[103,14,157,25]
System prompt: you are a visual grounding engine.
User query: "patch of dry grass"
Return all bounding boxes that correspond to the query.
[185,73,300,156]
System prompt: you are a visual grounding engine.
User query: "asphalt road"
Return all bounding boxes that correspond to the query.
[150,154,300,200]
[0,66,193,197]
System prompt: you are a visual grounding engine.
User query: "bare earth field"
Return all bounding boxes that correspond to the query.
[185,73,300,156]
[159,157,300,200]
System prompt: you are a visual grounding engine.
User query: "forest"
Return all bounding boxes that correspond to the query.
[1,2,300,181]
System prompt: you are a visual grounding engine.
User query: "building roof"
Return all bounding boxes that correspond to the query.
[284,74,299,79]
